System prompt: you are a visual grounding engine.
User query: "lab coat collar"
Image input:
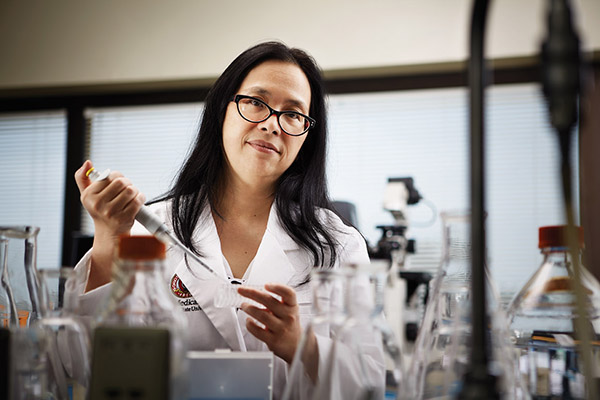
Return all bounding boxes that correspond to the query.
[244,204,300,286]
[173,202,302,351]
[264,202,300,251]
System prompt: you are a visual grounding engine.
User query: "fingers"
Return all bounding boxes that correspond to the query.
[238,286,280,308]
[76,161,145,234]
[89,180,144,220]
[238,285,296,319]
[238,284,302,363]
[238,284,299,331]
[74,160,94,193]
[92,174,132,200]
[242,303,282,332]
[245,317,273,343]
[239,283,302,363]
[264,283,298,307]
[102,184,146,221]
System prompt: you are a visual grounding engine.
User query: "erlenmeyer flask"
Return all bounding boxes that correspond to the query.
[1,226,56,400]
[35,267,91,400]
[283,267,386,400]
[506,225,600,399]
[406,211,527,399]
[1,235,18,328]
[0,226,42,328]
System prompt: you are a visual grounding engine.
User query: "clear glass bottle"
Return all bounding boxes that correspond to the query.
[406,211,471,398]
[36,267,91,399]
[350,259,404,399]
[283,266,386,400]
[90,235,188,400]
[406,211,526,399]
[283,268,349,400]
[506,225,600,399]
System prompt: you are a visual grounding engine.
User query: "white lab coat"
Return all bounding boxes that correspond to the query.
[74,201,385,399]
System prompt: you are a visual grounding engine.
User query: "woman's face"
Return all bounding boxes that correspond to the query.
[221,60,311,190]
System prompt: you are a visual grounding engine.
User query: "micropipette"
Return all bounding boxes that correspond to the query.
[85,167,228,284]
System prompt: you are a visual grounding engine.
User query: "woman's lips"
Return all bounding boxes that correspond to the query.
[247,140,280,154]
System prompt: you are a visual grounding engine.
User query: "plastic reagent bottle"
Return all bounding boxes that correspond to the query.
[506,225,600,399]
[90,235,188,400]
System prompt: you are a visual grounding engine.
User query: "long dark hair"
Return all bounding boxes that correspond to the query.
[153,41,338,267]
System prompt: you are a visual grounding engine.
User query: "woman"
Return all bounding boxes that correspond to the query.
[74,41,384,398]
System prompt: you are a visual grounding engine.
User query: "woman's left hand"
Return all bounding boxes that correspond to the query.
[238,283,302,364]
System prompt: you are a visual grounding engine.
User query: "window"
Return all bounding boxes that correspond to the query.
[81,103,204,233]
[0,110,67,269]
[327,83,578,295]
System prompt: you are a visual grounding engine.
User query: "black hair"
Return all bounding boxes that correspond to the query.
[152,41,338,268]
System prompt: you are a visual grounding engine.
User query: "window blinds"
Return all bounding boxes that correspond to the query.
[327,83,578,294]
[0,110,67,269]
[82,102,204,233]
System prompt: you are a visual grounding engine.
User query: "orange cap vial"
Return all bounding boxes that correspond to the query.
[538,225,584,249]
[118,235,166,260]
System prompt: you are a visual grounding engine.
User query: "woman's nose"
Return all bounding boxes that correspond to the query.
[258,113,281,135]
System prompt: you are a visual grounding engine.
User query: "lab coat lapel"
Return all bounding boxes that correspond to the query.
[245,205,302,287]
[172,208,246,351]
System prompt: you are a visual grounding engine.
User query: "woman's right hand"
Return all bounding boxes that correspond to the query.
[74,160,146,291]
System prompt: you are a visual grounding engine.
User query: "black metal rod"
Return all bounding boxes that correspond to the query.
[468,0,489,374]
[458,0,500,397]
[542,0,598,398]
[61,106,86,267]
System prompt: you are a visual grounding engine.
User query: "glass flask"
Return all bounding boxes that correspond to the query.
[90,235,188,400]
[350,259,404,399]
[0,226,54,400]
[0,226,42,328]
[506,225,600,399]
[283,266,387,400]
[35,267,91,399]
[406,211,526,399]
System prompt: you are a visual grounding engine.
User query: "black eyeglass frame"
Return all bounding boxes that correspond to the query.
[231,94,316,136]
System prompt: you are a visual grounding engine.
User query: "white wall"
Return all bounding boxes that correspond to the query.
[0,0,598,89]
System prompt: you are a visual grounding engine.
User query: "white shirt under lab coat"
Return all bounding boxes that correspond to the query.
[74,201,385,399]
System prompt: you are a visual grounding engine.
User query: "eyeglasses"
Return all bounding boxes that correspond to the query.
[231,94,316,136]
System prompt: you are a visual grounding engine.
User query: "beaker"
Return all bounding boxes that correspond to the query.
[405,211,527,399]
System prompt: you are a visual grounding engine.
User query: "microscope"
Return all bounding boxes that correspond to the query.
[370,177,419,264]
[369,177,433,350]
